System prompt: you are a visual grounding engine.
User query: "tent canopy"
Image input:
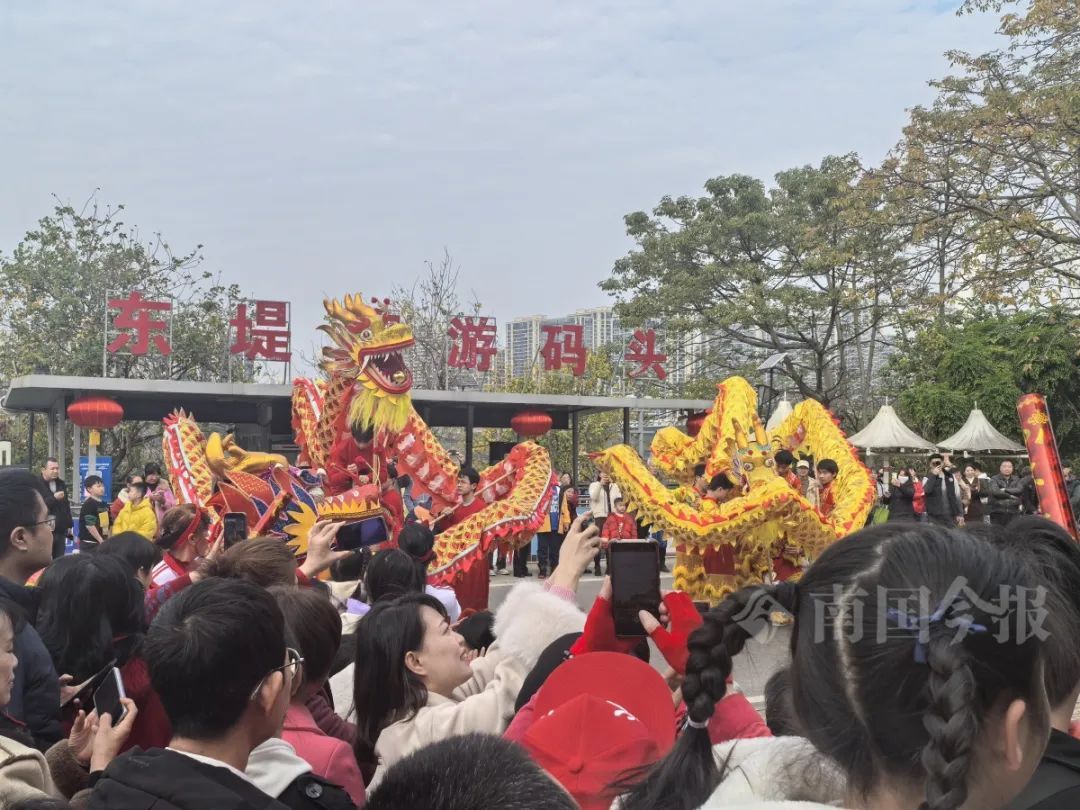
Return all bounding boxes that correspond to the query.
[937,408,1025,453]
[766,399,793,431]
[848,405,937,452]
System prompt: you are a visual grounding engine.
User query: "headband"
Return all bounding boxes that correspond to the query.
[174,505,206,551]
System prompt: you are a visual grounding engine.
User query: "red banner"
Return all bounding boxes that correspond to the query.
[1017,393,1078,539]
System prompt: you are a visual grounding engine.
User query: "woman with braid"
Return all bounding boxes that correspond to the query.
[618,522,1050,810]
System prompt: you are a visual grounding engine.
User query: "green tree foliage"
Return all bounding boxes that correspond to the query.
[889,308,1080,458]
[0,198,250,477]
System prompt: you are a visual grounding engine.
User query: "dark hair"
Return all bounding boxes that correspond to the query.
[201,537,297,589]
[350,424,375,444]
[270,586,341,689]
[144,578,286,739]
[365,733,576,810]
[9,799,73,810]
[965,462,983,472]
[124,473,143,485]
[330,548,371,583]
[83,475,104,490]
[929,453,944,464]
[157,504,210,551]
[458,467,480,487]
[0,469,49,556]
[97,531,164,575]
[128,481,148,498]
[774,450,795,467]
[353,593,447,765]
[44,457,59,467]
[365,548,425,604]
[816,458,839,475]
[398,523,436,570]
[763,667,799,737]
[396,473,412,491]
[707,473,734,492]
[619,523,1046,810]
[693,464,706,477]
[36,554,145,681]
[455,611,496,652]
[144,463,162,477]
[980,516,1080,707]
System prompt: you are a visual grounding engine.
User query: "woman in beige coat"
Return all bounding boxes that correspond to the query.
[353,515,599,788]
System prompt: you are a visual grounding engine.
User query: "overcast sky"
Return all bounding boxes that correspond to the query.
[2,1,1001,361]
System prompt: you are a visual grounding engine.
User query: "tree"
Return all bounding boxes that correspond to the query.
[896,0,1080,301]
[0,197,250,477]
[602,155,907,418]
[888,307,1080,460]
[392,249,482,390]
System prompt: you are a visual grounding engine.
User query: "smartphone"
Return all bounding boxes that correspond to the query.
[609,540,662,637]
[223,513,248,548]
[334,516,389,551]
[61,659,117,708]
[93,667,128,724]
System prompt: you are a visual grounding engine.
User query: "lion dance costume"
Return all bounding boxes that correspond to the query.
[592,377,875,604]
[163,293,554,606]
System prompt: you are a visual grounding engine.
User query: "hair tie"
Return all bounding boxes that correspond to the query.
[886,595,988,664]
[683,716,710,730]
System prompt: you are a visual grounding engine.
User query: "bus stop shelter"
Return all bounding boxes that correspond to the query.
[1,374,713,486]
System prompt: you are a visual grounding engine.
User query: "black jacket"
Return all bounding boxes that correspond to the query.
[923,471,962,523]
[89,748,290,810]
[1007,729,1080,809]
[885,479,917,521]
[988,473,1024,516]
[42,477,73,534]
[0,578,60,749]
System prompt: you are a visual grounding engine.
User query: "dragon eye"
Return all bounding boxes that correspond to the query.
[764,458,775,467]
[743,462,753,472]
[360,329,373,341]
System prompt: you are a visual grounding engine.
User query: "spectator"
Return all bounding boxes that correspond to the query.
[923,453,963,527]
[364,734,574,810]
[151,504,212,587]
[0,469,62,748]
[35,554,171,753]
[587,472,621,575]
[108,474,143,522]
[599,497,637,574]
[111,482,157,541]
[885,467,918,522]
[987,460,1024,526]
[961,462,987,524]
[39,460,71,561]
[352,516,597,787]
[271,587,366,807]
[201,537,299,589]
[795,458,812,498]
[1019,467,1040,516]
[535,473,562,580]
[554,473,578,570]
[96,532,163,589]
[142,463,176,528]
[396,523,461,622]
[618,523,1048,810]
[88,579,300,809]
[762,668,799,737]
[77,475,110,553]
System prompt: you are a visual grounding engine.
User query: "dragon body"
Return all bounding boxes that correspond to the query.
[593,377,874,603]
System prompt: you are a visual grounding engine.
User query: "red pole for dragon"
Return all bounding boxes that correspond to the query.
[1016,393,1078,540]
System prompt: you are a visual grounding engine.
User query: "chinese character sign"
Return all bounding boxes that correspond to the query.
[107,292,173,356]
[625,328,667,380]
[230,301,292,362]
[448,316,498,372]
[539,324,587,377]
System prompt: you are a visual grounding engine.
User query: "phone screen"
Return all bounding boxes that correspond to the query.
[93,667,128,723]
[223,513,248,548]
[61,659,117,708]
[334,516,389,551]
[609,541,661,637]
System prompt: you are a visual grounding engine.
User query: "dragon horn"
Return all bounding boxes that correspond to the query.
[752,415,768,446]
[730,419,749,451]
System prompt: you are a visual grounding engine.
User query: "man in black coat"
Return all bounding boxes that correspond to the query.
[40,457,72,559]
[923,453,964,527]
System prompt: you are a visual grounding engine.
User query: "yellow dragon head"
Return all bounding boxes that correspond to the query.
[726,416,777,490]
[319,293,416,435]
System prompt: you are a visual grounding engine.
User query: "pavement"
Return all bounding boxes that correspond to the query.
[487,562,791,710]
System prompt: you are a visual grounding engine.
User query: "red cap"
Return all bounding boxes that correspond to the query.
[522,652,676,810]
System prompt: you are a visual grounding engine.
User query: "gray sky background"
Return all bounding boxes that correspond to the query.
[2,1,1001,367]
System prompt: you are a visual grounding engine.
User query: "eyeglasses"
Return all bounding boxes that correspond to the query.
[249,647,304,700]
[22,516,56,532]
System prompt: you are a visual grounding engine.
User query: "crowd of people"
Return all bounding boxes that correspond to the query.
[2,445,1080,810]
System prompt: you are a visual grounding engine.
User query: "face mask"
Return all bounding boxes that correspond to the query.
[896,475,909,483]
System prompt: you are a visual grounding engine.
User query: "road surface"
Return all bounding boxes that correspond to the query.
[487,564,790,709]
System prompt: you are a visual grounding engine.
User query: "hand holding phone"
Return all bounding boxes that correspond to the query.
[93,668,128,726]
[223,513,248,548]
[609,540,661,637]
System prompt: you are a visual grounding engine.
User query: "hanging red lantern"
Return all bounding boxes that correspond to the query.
[67,396,124,431]
[510,410,552,438]
[686,411,708,438]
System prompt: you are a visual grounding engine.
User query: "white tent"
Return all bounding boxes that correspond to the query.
[766,399,793,431]
[937,408,1025,453]
[847,405,937,452]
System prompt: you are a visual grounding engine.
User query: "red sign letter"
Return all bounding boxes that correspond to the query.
[447,316,498,372]
[539,324,586,377]
[231,301,292,362]
[107,292,172,356]
[625,328,668,380]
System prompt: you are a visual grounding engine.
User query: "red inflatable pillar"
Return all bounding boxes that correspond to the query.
[1017,393,1078,539]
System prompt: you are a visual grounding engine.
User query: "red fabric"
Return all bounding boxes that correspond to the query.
[144,572,193,624]
[503,692,538,743]
[437,496,488,531]
[782,471,800,490]
[305,691,356,745]
[820,482,836,517]
[569,594,640,657]
[117,656,171,753]
[452,561,490,613]
[771,555,802,583]
[913,480,926,515]
[283,703,367,807]
[1070,720,1080,740]
[109,497,125,521]
[702,544,736,577]
[706,692,772,743]
[325,436,378,496]
[600,513,637,544]
[382,487,404,541]
[646,592,703,675]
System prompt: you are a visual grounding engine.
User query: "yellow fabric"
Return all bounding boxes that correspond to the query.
[113,498,158,540]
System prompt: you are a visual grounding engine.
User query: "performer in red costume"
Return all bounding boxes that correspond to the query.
[437,467,490,611]
[772,449,803,582]
[700,473,739,590]
[324,425,380,496]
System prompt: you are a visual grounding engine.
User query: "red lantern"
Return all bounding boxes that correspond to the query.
[67,396,124,430]
[687,411,708,438]
[510,410,552,438]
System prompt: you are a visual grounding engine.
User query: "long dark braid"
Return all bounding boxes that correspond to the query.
[920,635,978,810]
[618,581,797,810]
